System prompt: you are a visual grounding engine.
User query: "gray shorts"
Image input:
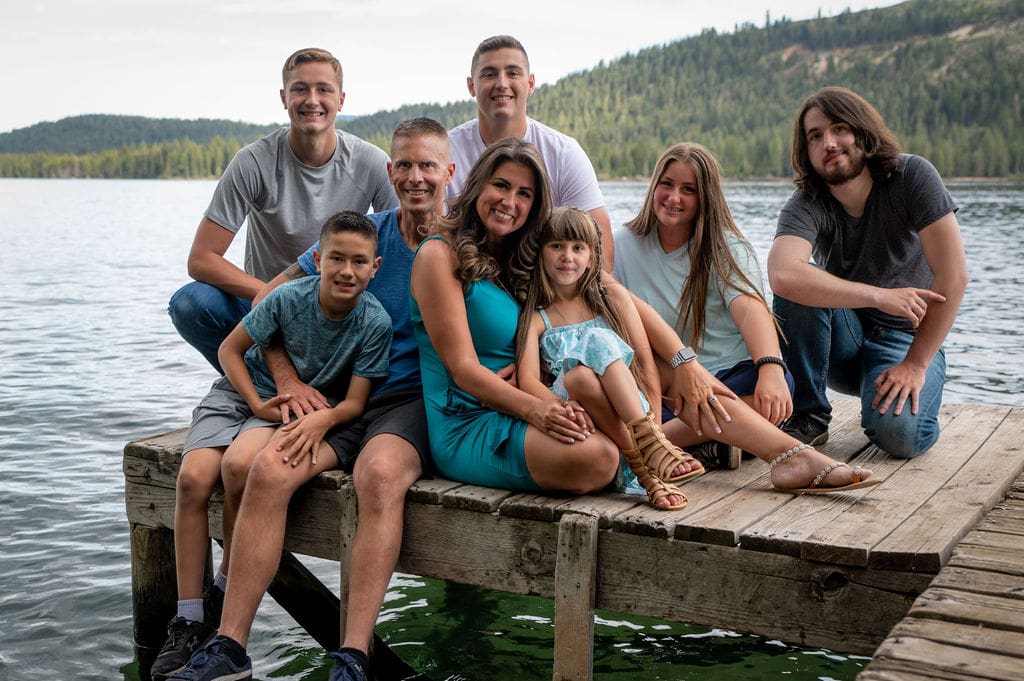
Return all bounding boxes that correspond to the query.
[324,389,431,474]
[182,377,279,455]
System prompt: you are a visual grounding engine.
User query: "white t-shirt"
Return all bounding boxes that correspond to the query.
[446,117,605,212]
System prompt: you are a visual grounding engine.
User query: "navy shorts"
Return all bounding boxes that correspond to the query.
[323,389,431,474]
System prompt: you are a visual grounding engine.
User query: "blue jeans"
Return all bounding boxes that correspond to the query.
[773,295,946,459]
[168,281,251,372]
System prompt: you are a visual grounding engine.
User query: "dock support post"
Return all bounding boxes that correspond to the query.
[553,513,599,681]
[129,523,177,655]
[337,480,359,647]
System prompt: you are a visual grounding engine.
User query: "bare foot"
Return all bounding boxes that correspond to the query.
[769,446,875,492]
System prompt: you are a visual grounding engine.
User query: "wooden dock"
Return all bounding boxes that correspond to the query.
[858,473,1024,681]
[123,397,1024,680]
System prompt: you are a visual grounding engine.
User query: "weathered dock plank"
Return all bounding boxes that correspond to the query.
[125,399,1024,680]
[859,474,1024,681]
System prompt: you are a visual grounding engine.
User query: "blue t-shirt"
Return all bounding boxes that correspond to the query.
[241,276,392,399]
[296,208,420,394]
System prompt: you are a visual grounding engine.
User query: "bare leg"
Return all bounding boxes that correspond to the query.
[217,435,337,647]
[564,366,701,480]
[595,359,647,422]
[663,393,874,489]
[219,426,275,575]
[340,435,422,654]
[523,426,619,495]
[174,448,223,600]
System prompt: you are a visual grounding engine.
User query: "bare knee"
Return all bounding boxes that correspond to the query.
[565,440,619,494]
[243,449,298,503]
[221,452,252,495]
[177,460,219,508]
[352,439,422,515]
[563,365,602,401]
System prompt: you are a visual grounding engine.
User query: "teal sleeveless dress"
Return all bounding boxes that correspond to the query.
[410,237,538,491]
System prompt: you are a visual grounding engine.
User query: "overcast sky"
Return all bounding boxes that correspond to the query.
[3,0,903,134]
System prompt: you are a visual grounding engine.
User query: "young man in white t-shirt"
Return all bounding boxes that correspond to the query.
[446,35,614,267]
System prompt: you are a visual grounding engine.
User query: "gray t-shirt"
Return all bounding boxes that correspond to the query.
[775,154,958,330]
[241,276,392,399]
[205,127,398,280]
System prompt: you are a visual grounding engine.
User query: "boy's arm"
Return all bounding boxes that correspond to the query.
[218,324,289,421]
[256,261,331,422]
[187,217,265,301]
[273,375,375,467]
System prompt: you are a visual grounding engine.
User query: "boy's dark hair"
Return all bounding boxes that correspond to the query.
[471,35,529,74]
[792,86,902,199]
[319,211,378,253]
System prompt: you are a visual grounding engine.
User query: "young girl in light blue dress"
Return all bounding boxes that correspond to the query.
[516,207,705,511]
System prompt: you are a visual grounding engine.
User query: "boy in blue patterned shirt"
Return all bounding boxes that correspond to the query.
[151,211,391,680]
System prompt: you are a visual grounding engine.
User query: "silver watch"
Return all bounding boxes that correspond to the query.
[669,346,697,368]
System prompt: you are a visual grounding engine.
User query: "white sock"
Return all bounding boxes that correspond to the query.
[177,598,204,623]
[213,570,227,592]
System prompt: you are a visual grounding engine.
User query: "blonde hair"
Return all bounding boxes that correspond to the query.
[436,137,552,301]
[625,142,772,351]
[516,207,649,396]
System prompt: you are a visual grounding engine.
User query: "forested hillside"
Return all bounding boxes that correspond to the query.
[2,0,1020,179]
[344,0,1024,179]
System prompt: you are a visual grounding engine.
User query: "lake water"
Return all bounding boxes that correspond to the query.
[0,178,1020,681]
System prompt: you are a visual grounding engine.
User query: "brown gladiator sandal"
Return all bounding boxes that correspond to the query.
[621,447,688,511]
[625,411,705,483]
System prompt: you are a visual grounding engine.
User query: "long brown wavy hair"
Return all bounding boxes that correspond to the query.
[624,142,771,352]
[791,86,903,200]
[515,207,649,395]
[435,137,552,302]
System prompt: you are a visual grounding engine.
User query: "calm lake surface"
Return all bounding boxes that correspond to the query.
[1,177,1020,681]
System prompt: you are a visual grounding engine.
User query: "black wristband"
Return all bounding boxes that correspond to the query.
[755,356,787,371]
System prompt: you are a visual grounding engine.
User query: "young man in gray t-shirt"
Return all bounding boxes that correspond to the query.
[767,87,967,459]
[167,47,397,372]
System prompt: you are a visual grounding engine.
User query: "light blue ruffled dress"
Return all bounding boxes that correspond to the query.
[537,308,648,496]
[537,309,650,413]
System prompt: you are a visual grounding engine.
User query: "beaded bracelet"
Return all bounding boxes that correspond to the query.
[755,356,787,371]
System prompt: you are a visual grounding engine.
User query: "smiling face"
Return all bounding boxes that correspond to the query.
[474,160,536,244]
[467,47,535,127]
[313,231,380,318]
[652,160,700,236]
[388,133,453,216]
[541,239,592,293]
[803,106,868,186]
[280,61,345,137]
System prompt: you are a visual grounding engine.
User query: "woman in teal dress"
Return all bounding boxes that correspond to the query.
[409,138,620,493]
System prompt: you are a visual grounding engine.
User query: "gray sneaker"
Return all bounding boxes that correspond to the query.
[150,616,216,680]
[781,412,830,446]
